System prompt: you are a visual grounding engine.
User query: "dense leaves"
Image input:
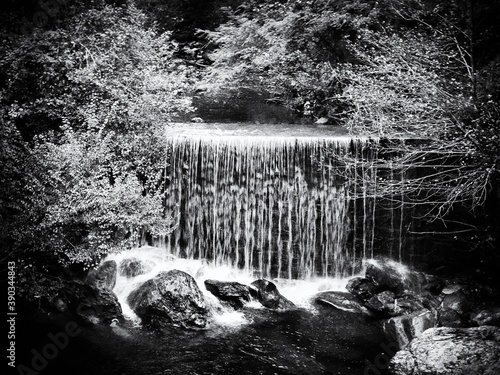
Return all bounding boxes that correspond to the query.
[0,2,195,279]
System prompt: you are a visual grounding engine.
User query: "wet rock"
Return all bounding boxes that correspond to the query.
[383,309,436,350]
[394,294,426,315]
[388,326,500,375]
[365,290,430,318]
[59,281,123,325]
[346,277,381,302]
[365,260,406,295]
[471,306,500,327]
[419,290,443,312]
[85,260,117,290]
[119,257,153,278]
[128,270,208,330]
[365,259,426,296]
[315,291,371,315]
[365,290,398,317]
[438,290,472,327]
[204,280,251,309]
[441,284,463,295]
[250,279,295,310]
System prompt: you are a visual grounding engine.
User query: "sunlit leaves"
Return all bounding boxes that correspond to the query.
[0,2,195,269]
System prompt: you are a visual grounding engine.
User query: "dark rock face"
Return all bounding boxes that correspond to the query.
[395,294,427,315]
[365,260,426,295]
[346,277,381,302]
[384,309,436,350]
[85,260,117,290]
[365,290,398,317]
[389,326,500,375]
[346,260,445,320]
[315,291,371,315]
[365,292,430,318]
[438,290,472,327]
[119,257,153,278]
[365,261,406,295]
[204,280,251,309]
[250,279,295,310]
[471,306,500,327]
[59,281,123,324]
[127,270,208,329]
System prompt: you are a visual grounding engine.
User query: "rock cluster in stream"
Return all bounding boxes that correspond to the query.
[44,255,500,375]
[44,255,299,331]
[318,258,500,375]
[126,273,296,330]
[78,257,296,331]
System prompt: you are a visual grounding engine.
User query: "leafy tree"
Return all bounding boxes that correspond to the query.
[0,2,195,281]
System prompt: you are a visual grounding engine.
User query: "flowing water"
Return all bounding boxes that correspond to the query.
[19,124,408,375]
[159,123,388,280]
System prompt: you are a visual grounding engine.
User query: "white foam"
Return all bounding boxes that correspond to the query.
[103,246,359,323]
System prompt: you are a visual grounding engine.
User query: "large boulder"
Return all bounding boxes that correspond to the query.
[85,260,117,290]
[119,257,153,278]
[127,270,208,329]
[58,281,123,325]
[250,279,295,310]
[315,291,371,315]
[384,309,436,350]
[389,326,500,375]
[204,280,251,309]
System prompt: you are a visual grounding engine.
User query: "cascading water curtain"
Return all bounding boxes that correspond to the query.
[160,136,377,280]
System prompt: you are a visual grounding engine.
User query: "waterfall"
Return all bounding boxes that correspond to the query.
[158,129,380,280]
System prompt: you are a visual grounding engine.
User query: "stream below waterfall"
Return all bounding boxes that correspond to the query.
[18,247,387,375]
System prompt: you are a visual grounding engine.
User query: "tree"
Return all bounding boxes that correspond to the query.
[0,2,195,280]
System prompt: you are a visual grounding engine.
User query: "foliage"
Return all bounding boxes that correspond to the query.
[200,0,415,119]
[201,0,500,245]
[33,127,171,268]
[0,2,195,276]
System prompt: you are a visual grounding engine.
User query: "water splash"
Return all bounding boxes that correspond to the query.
[105,246,356,323]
